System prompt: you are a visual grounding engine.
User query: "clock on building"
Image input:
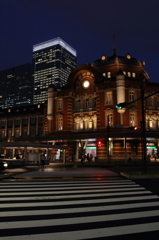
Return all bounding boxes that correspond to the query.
[83,80,90,89]
[101,55,106,61]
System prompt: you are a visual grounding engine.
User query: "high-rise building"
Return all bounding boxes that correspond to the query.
[0,63,32,109]
[32,37,77,105]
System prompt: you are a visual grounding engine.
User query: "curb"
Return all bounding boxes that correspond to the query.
[120,172,159,179]
[1,175,122,182]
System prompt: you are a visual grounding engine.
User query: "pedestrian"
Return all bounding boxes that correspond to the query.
[41,154,45,170]
[90,153,93,162]
[87,153,90,162]
[128,156,132,163]
[81,154,84,164]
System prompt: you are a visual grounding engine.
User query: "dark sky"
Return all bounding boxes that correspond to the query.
[0,0,159,82]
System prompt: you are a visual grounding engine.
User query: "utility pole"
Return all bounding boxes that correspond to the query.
[140,74,147,173]
[107,115,110,167]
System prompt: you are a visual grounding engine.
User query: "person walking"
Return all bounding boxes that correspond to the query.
[81,154,84,164]
[87,153,90,162]
[41,154,45,170]
[90,153,93,162]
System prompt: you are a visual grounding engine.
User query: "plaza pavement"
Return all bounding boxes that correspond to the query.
[1,162,159,181]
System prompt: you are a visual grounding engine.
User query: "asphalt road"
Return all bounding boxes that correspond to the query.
[134,179,159,196]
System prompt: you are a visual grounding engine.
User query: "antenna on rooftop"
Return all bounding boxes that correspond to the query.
[113,34,117,56]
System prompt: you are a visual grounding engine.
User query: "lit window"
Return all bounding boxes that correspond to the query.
[132,72,136,78]
[130,113,135,126]
[129,91,135,102]
[57,118,63,130]
[107,114,113,127]
[37,104,40,108]
[103,73,106,77]
[107,72,111,78]
[8,109,11,112]
[15,129,20,137]
[105,91,113,104]
[89,120,93,129]
[80,120,83,129]
[123,71,126,75]
[57,99,63,110]
[128,72,131,77]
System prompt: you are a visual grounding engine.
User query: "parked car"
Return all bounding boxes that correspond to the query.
[0,161,8,170]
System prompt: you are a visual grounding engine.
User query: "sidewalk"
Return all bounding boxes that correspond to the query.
[1,162,159,181]
[1,163,120,181]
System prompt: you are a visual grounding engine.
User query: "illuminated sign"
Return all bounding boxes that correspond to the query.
[86,147,96,149]
[147,146,156,149]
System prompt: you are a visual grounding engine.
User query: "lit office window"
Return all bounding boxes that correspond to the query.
[128,72,131,77]
[132,72,136,78]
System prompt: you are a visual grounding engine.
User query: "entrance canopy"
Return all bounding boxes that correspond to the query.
[0,142,68,150]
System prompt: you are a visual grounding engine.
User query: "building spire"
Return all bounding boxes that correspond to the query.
[113,34,117,56]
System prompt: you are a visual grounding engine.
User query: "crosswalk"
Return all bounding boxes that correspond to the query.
[0,179,159,239]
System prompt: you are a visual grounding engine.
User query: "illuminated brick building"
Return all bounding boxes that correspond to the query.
[0,51,159,164]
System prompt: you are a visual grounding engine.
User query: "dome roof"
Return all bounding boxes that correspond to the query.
[92,54,142,68]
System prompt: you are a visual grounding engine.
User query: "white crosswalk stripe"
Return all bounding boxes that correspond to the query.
[0,179,159,239]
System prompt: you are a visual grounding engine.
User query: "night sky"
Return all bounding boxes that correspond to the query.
[0,0,159,82]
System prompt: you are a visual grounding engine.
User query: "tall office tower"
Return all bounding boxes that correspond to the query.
[0,63,32,109]
[32,37,77,105]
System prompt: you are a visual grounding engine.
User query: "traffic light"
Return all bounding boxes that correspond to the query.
[116,102,128,109]
[129,126,138,130]
[97,141,102,147]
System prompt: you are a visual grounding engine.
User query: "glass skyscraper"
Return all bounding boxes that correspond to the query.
[0,63,32,109]
[32,37,77,105]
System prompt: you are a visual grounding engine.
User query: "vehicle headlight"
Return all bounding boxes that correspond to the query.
[3,163,8,167]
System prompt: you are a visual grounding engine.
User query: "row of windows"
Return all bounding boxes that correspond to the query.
[105,91,137,105]
[56,98,97,111]
[56,113,137,132]
[0,128,44,138]
[0,117,44,127]
[102,72,136,78]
